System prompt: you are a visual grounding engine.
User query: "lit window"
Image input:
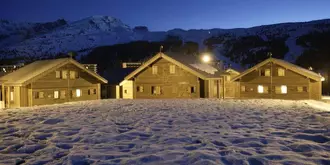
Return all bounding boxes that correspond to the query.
[152,86,161,95]
[54,91,59,99]
[276,85,287,94]
[241,86,246,92]
[69,71,76,79]
[62,70,68,79]
[34,92,39,99]
[152,66,158,74]
[278,68,285,76]
[55,71,61,78]
[303,86,308,92]
[260,69,270,76]
[39,92,44,99]
[265,69,271,76]
[10,91,14,101]
[281,85,287,94]
[297,86,303,92]
[170,65,176,74]
[190,86,196,93]
[76,89,81,97]
[258,85,264,93]
[137,86,144,92]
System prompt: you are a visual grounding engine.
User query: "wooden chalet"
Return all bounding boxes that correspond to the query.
[231,57,323,100]
[119,52,238,99]
[0,58,107,108]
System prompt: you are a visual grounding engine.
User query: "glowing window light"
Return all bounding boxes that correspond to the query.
[258,85,264,93]
[10,91,14,101]
[76,89,81,97]
[281,85,287,94]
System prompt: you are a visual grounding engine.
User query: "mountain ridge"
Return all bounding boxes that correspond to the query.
[1,15,330,70]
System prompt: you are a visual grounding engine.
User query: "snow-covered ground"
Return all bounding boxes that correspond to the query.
[0,99,330,165]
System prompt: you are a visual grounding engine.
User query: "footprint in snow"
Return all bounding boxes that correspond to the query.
[293,134,330,143]
[42,118,64,125]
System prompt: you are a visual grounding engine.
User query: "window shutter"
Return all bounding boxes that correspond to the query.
[156,86,161,94]
[60,90,66,98]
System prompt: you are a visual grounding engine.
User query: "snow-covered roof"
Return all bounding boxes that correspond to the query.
[232,57,323,82]
[0,58,107,85]
[189,63,218,75]
[125,52,228,80]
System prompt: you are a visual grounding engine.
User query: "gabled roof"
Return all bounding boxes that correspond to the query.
[231,58,323,82]
[225,68,241,75]
[124,52,228,80]
[0,58,107,85]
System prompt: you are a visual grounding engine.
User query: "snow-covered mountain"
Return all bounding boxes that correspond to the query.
[1,16,330,65]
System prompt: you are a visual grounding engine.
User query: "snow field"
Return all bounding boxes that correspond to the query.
[0,99,330,164]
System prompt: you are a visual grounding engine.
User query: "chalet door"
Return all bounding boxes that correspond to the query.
[199,79,205,98]
[213,80,221,98]
[28,89,32,107]
[178,84,189,98]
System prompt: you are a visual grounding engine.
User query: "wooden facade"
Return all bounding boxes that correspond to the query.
[0,58,107,108]
[121,53,231,99]
[232,58,323,100]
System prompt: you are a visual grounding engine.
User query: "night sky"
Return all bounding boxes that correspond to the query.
[1,0,330,31]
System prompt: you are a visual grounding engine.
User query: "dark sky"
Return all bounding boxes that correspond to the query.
[1,0,330,31]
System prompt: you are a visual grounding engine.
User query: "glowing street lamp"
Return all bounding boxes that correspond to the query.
[321,77,325,81]
[201,53,212,63]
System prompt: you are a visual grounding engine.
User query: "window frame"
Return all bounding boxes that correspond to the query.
[69,70,76,79]
[257,85,264,94]
[277,68,285,76]
[152,66,158,75]
[62,70,68,79]
[265,69,271,76]
[39,91,44,99]
[55,71,61,79]
[241,86,246,92]
[151,86,161,95]
[137,86,144,92]
[169,65,176,74]
[190,86,196,93]
[54,91,59,99]
[275,85,287,94]
[76,89,81,97]
[281,85,287,94]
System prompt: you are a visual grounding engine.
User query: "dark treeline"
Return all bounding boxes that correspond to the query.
[82,36,199,75]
